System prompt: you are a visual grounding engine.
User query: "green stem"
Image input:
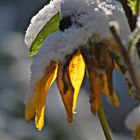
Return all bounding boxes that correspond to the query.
[98,103,112,140]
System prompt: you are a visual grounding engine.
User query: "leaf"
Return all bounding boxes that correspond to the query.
[128,0,140,16]
[28,12,61,56]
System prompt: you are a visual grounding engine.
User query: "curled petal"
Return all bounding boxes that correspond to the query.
[82,44,120,113]
[57,63,74,123]
[34,61,58,130]
[103,48,120,107]
[68,50,85,112]
[81,47,104,114]
[103,74,120,107]
[89,72,104,114]
[95,43,120,107]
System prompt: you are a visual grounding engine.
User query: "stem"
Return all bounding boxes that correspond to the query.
[98,103,112,140]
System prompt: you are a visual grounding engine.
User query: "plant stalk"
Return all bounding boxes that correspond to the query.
[98,103,112,140]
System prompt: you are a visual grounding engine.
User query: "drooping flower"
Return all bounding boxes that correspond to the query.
[24,0,139,130]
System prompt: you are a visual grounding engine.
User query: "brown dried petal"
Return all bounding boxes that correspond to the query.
[57,63,74,123]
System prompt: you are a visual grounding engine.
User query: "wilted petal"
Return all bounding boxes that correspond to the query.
[89,72,104,114]
[103,48,120,108]
[34,61,58,130]
[81,47,105,114]
[103,74,120,107]
[68,50,85,112]
[57,63,74,123]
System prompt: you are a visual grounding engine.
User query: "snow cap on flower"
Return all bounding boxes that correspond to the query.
[25,0,131,130]
[30,0,131,85]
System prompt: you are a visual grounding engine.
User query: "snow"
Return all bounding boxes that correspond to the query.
[24,0,62,47]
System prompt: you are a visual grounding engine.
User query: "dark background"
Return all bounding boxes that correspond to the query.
[0,0,138,139]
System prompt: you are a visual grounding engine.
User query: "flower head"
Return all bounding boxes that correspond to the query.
[25,0,132,130]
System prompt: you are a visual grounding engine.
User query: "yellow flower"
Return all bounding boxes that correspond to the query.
[25,40,120,130]
[24,0,135,131]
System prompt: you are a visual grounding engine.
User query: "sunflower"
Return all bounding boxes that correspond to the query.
[24,0,139,130]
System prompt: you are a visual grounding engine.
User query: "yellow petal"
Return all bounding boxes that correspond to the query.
[34,61,58,130]
[68,50,85,112]
[57,63,74,123]
[103,74,120,108]
[101,47,120,108]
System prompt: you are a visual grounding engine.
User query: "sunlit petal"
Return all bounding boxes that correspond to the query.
[68,50,85,112]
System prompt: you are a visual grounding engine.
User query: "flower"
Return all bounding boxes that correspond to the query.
[24,0,134,130]
[125,105,140,139]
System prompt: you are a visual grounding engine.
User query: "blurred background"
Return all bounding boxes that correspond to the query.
[0,0,139,140]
